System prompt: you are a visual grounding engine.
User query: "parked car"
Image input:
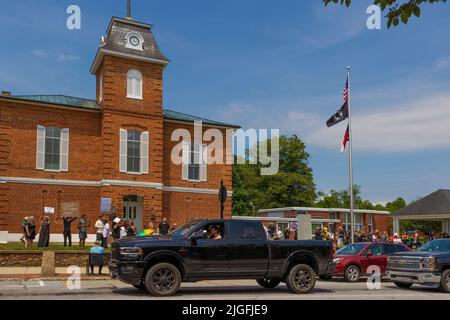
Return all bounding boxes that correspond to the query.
[328,242,410,282]
[387,239,450,293]
[109,219,336,296]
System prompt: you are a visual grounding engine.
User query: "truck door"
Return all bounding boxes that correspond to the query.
[226,220,269,277]
[186,222,229,277]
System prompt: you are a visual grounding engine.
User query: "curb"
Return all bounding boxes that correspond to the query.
[0,276,112,281]
[0,285,117,297]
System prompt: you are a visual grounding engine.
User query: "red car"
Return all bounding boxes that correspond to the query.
[330,242,410,282]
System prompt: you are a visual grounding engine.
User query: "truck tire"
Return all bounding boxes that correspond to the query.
[144,262,181,297]
[344,265,360,282]
[439,269,450,293]
[394,282,413,289]
[257,278,281,289]
[285,264,316,294]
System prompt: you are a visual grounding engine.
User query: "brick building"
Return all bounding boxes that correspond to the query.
[0,16,238,240]
[258,207,391,237]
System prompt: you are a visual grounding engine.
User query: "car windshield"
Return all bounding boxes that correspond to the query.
[336,243,367,255]
[418,240,450,253]
[168,220,203,238]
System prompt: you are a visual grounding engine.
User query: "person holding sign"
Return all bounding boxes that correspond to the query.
[38,216,51,248]
[78,214,90,248]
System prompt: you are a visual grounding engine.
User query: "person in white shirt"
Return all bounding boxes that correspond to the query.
[102,220,111,248]
[95,215,104,242]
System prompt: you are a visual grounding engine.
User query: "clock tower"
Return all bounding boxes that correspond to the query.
[89,15,169,222]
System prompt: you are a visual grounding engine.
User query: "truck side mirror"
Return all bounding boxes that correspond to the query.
[366,250,373,257]
[189,229,208,243]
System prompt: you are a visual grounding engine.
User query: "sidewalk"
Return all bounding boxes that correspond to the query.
[0,267,111,281]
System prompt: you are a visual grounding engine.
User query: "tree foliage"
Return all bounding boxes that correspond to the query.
[232,135,316,216]
[323,0,447,28]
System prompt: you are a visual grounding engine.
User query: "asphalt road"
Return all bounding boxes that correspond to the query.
[0,278,449,300]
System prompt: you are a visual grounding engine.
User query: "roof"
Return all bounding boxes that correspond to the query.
[91,17,169,74]
[258,207,390,215]
[0,94,240,129]
[391,189,450,217]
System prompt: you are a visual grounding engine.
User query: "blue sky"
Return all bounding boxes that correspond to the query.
[1,0,450,204]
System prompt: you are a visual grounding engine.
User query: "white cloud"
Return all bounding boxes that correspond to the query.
[218,94,450,153]
[31,49,48,58]
[56,52,80,62]
[306,94,450,152]
[436,55,450,69]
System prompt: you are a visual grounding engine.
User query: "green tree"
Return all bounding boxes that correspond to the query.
[385,197,407,213]
[323,0,447,28]
[232,135,316,216]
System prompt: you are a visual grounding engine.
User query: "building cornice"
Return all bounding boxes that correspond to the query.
[0,177,232,196]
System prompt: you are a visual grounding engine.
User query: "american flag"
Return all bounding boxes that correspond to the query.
[343,77,349,103]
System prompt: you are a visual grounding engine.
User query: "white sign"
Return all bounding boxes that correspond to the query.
[44,207,55,214]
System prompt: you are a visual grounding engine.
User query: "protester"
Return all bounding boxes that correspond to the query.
[380,230,388,243]
[112,218,122,240]
[158,217,170,235]
[119,220,128,239]
[337,227,345,248]
[19,217,29,245]
[322,227,330,241]
[95,215,104,242]
[102,219,111,248]
[24,216,37,248]
[284,228,291,240]
[413,231,421,249]
[314,227,322,240]
[127,221,137,237]
[63,216,77,247]
[37,216,51,248]
[171,223,177,233]
[401,231,409,245]
[78,214,89,248]
[267,224,276,239]
[89,241,105,275]
[392,232,402,244]
[372,230,380,243]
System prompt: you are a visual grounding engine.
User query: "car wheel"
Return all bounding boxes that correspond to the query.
[133,283,146,290]
[285,264,316,294]
[319,275,333,281]
[394,282,413,289]
[257,278,281,289]
[344,265,360,282]
[144,262,181,297]
[439,269,450,293]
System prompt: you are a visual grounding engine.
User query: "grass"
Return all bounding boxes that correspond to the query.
[0,243,111,252]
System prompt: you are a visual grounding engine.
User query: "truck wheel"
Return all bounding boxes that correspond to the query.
[257,278,281,289]
[394,282,413,289]
[285,264,316,294]
[439,269,450,293]
[344,265,360,282]
[144,263,181,297]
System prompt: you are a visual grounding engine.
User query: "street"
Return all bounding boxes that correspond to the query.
[0,278,448,300]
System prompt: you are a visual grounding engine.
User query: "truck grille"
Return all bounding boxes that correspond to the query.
[388,256,421,270]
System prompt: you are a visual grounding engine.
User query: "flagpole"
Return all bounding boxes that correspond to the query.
[347,66,355,243]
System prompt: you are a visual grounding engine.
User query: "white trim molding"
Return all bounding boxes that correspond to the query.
[258,207,390,215]
[0,177,233,196]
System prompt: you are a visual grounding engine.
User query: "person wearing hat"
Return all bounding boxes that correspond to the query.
[24,216,37,248]
[19,216,30,245]
[392,232,402,244]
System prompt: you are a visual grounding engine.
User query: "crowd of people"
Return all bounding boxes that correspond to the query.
[313,226,450,249]
[19,214,176,249]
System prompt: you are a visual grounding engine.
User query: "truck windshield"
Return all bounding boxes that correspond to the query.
[169,220,202,238]
[336,243,366,255]
[418,239,450,252]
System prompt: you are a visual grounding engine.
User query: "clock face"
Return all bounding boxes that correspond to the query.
[129,36,140,47]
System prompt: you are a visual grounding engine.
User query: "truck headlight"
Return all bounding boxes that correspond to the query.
[120,247,143,258]
[421,257,436,270]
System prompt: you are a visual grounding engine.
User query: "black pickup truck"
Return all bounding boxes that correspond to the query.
[387,239,450,292]
[110,219,336,296]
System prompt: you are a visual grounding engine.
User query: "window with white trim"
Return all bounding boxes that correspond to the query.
[119,129,149,174]
[36,126,69,171]
[127,69,142,99]
[182,142,207,182]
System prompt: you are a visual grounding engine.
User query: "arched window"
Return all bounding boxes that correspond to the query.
[127,69,142,99]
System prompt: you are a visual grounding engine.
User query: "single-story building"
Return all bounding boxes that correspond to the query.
[392,189,450,235]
